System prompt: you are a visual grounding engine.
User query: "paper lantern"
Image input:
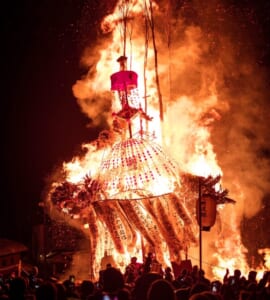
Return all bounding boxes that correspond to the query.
[196,194,217,231]
[111,70,138,91]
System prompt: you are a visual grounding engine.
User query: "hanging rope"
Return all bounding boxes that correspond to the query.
[117,0,134,69]
[118,1,130,57]
[147,0,164,121]
[165,1,172,104]
[143,0,149,133]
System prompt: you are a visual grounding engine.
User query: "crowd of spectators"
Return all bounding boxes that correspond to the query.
[0,252,269,300]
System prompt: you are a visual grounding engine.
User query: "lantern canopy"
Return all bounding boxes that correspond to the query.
[97,137,180,200]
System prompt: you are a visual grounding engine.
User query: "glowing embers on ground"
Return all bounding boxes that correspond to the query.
[98,137,180,200]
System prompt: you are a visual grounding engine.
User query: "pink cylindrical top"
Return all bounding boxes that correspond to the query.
[111,70,138,91]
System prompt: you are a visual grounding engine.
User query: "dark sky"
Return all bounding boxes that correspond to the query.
[2,0,270,253]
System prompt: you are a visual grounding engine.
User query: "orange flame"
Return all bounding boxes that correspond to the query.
[46,0,268,281]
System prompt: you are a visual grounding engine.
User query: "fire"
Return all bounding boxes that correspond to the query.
[212,209,249,279]
[44,0,268,282]
[63,143,106,183]
[260,249,270,269]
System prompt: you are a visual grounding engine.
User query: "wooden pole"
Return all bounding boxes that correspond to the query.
[198,178,202,271]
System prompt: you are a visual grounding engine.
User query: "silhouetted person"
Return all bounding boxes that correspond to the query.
[164,266,174,282]
[55,282,68,300]
[124,256,141,285]
[254,271,270,299]
[247,270,257,287]
[63,275,75,295]
[210,280,222,295]
[80,280,95,300]
[146,278,176,300]
[133,272,162,300]
[191,265,199,283]
[226,269,242,299]
[143,252,154,274]
[197,269,211,287]
[36,281,58,300]
[102,266,124,294]
[228,269,241,286]
[9,277,27,300]
[176,268,188,286]
[175,287,190,300]
[189,282,210,298]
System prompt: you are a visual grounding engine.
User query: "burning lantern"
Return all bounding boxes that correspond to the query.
[111,56,138,92]
[196,194,217,231]
[110,56,141,138]
[110,55,152,139]
[111,56,139,115]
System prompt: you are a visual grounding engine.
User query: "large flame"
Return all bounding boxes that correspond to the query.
[44,0,269,281]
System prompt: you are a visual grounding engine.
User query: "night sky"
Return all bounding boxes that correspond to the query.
[2,0,111,246]
[2,0,270,256]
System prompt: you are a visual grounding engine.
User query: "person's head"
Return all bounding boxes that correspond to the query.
[189,282,210,297]
[210,280,221,294]
[131,257,137,264]
[80,280,95,299]
[133,272,162,300]
[179,268,188,278]
[198,269,205,278]
[103,267,124,293]
[181,275,193,288]
[248,270,257,282]
[175,287,190,300]
[147,279,176,300]
[234,269,241,279]
[36,281,58,300]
